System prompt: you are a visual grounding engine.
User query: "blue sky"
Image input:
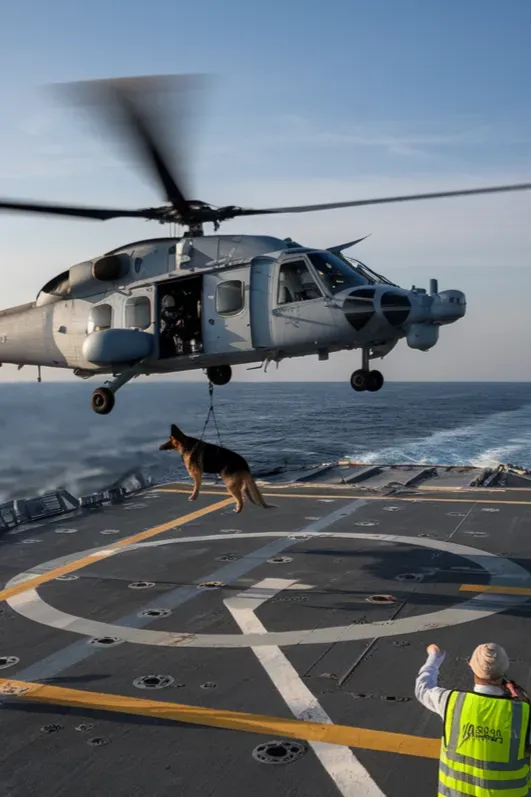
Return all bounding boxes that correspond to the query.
[0,0,530,383]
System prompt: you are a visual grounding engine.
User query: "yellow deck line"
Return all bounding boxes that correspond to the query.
[0,677,440,759]
[154,488,531,506]
[460,584,531,596]
[0,497,232,602]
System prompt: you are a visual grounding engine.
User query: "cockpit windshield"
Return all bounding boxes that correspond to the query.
[307,251,369,295]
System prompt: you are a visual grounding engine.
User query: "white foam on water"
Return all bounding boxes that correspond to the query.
[348,402,531,467]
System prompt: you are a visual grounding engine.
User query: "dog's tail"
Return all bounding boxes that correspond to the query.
[243,473,276,509]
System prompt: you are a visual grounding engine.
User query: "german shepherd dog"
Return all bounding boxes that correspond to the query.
[159,424,271,513]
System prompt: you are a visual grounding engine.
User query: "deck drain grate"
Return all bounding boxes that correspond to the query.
[272,596,309,603]
[75,724,94,732]
[128,581,155,590]
[88,636,123,647]
[252,740,308,765]
[133,675,175,690]
[0,656,19,670]
[138,608,172,618]
[366,594,397,604]
[200,682,216,689]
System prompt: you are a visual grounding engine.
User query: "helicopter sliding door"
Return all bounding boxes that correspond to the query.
[249,256,275,349]
[268,255,343,350]
[201,267,253,355]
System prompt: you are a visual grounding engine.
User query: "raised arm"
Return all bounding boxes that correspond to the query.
[415,643,451,719]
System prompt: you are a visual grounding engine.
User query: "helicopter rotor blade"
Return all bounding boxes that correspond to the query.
[232,181,531,218]
[53,75,208,219]
[0,199,159,221]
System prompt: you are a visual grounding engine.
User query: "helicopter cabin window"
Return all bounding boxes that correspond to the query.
[125,296,151,330]
[87,304,112,334]
[215,280,244,316]
[307,251,368,295]
[277,260,322,305]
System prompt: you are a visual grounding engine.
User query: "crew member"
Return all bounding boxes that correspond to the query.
[415,642,531,796]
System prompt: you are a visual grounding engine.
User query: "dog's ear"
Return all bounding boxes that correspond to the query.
[159,440,173,451]
[171,423,179,438]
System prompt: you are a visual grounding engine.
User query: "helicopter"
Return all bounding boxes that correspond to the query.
[0,74,530,416]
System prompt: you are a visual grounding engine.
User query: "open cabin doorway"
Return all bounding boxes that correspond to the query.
[157,275,203,359]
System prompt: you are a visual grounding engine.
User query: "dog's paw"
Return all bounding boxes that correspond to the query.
[189,494,198,502]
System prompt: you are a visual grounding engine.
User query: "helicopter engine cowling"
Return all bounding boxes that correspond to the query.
[82,328,154,366]
[406,323,439,351]
[92,253,130,282]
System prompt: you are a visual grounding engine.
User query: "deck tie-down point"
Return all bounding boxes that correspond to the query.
[0,656,19,670]
[252,740,308,765]
[366,594,397,604]
[133,675,175,690]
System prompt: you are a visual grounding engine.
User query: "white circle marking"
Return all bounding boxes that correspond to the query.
[6,532,531,649]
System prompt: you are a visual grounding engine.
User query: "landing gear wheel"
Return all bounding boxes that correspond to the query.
[366,370,384,392]
[350,369,384,392]
[206,365,232,386]
[91,387,115,415]
[350,369,368,391]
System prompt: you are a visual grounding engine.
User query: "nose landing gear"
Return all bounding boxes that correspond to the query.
[350,349,384,393]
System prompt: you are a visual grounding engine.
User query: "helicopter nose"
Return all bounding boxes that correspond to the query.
[430,289,467,324]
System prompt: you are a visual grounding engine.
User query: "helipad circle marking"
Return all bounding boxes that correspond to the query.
[6,532,531,649]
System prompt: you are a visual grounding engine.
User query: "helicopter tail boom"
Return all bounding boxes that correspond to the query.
[0,303,67,368]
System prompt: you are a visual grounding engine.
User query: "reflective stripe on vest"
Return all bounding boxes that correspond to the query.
[439,691,531,797]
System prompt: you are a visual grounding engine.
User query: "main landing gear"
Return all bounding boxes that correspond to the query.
[91,371,137,415]
[350,349,384,393]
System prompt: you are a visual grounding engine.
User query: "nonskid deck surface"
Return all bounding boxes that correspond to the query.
[1,477,531,797]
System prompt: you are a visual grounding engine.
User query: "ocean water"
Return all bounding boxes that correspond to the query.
[0,380,530,503]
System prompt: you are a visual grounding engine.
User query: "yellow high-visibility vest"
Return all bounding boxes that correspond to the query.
[439,690,531,797]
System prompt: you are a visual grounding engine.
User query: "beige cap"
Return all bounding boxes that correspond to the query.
[469,643,510,680]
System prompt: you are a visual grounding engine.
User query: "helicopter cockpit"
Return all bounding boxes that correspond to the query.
[306,250,370,294]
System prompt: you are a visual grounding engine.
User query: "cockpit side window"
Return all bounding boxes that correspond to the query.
[277,260,322,305]
[308,251,368,295]
[87,304,113,334]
